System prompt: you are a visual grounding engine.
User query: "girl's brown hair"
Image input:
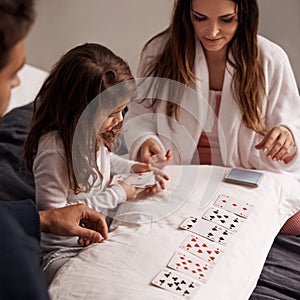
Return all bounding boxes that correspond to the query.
[24,43,135,193]
[141,0,266,134]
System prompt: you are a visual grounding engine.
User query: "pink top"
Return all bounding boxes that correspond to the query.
[197,90,223,166]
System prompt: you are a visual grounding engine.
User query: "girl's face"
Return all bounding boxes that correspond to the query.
[190,0,238,54]
[99,101,128,134]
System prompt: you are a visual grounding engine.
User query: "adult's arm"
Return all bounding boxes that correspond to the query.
[0,199,40,240]
[259,37,300,173]
[123,36,167,161]
[0,200,50,300]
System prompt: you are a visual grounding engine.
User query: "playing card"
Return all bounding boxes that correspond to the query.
[110,174,128,184]
[111,171,156,188]
[151,268,201,299]
[202,207,244,232]
[179,217,233,245]
[179,235,224,265]
[167,251,213,283]
[214,194,254,218]
[179,216,200,230]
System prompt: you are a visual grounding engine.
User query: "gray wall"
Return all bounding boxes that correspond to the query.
[258,0,300,86]
[26,0,300,86]
[25,0,173,75]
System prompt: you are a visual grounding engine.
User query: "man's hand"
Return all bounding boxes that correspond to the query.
[39,204,108,246]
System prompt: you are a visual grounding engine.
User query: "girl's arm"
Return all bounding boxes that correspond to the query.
[33,133,69,211]
[110,152,135,175]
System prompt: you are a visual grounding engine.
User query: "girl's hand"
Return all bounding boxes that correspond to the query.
[138,138,172,165]
[255,125,295,163]
[131,162,170,193]
[131,162,151,173]
[118,180,145,200]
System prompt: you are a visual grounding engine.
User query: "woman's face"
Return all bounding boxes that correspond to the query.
[190,0,238,54]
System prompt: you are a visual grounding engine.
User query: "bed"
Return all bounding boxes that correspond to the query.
[1,65,299,300]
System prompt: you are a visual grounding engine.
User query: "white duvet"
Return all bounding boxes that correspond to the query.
[49,165,300,300]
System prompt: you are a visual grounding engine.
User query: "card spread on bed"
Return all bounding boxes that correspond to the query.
[153,192,252,296]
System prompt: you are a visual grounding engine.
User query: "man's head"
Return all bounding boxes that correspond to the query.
[0,0,35,116]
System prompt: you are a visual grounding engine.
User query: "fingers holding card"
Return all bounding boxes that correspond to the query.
[111,172,156,188]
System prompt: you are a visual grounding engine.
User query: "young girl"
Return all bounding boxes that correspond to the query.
[23,43,168,284]
[124,0,300,235]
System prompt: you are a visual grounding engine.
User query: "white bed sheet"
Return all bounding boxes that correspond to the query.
[49,165,300,300]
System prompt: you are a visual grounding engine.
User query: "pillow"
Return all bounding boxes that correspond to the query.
[6,64,48,114]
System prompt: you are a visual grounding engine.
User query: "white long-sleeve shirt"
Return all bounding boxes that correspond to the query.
[33,131,134,250]
[124,35,300,174]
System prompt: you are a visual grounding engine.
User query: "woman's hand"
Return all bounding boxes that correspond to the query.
[131,162,151,173]
[255,125,295,163]
[138,138,172,165]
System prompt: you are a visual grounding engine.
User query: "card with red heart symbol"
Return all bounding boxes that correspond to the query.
[179,235,224,265]
[167,251,213,283]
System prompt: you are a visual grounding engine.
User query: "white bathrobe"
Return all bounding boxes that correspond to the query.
[124,35,300,174]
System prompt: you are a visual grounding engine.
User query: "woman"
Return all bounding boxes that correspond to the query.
[124,0,300,234]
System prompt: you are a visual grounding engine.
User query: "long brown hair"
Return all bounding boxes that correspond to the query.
[0,0,35,70]
[24,43,135,193]
[141,0,266,134]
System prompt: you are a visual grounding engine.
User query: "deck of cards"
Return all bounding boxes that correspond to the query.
[111,171,156,188]
[151,193,254,298]
[224,168,264,187]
